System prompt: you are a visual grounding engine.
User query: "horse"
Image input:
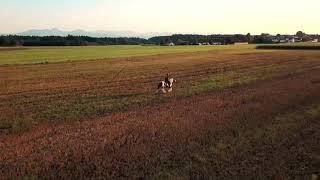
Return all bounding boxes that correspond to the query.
[157,73,176,94]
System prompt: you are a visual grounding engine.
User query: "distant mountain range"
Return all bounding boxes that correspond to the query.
[9,28,171,39]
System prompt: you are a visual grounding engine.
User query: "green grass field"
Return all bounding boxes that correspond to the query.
[257,42,320,50]
[0,45,256,65]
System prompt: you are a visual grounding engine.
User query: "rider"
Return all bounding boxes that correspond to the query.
[164,73,170,87]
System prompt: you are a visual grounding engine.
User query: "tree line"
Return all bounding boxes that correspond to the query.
[0,32,318,46]
[149,34,250,45]
[0,35,150,46]
[0,34,251,46]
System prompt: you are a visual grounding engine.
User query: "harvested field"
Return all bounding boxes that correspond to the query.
[1,70,319,178]
[1,48,320,134]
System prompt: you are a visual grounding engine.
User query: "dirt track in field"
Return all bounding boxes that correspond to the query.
[1,69,320,178]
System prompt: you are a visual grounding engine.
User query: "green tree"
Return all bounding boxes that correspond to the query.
[296,31,305,38]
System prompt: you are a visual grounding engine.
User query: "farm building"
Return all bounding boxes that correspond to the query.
[234,42,249,45]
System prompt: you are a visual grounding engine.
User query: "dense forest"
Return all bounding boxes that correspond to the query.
[0,35,150,46]
[0,32,318,46]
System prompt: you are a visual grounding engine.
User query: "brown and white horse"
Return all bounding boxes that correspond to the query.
[157,73,176,93]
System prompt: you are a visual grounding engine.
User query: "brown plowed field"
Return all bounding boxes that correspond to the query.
[1,69,320,178]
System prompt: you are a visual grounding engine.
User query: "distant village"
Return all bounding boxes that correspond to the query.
[157,31,319,46]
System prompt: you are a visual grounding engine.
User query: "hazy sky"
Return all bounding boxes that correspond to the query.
[1,0,319,34]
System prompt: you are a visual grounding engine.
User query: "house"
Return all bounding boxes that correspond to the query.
[234,42,249,45]
[212,42,222,45]
[288,37,302,43]
[312,39,319,43]
[288,38,294,43]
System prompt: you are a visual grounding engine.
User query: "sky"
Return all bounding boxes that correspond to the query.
[0,0,319,35]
